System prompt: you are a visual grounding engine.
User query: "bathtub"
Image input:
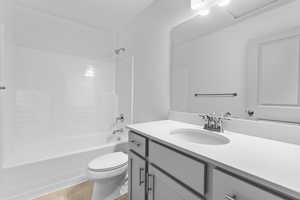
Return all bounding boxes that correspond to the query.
[0,139,128,200]
[3,133,128,168]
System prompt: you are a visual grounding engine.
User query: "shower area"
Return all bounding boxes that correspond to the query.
[0,0,133,198]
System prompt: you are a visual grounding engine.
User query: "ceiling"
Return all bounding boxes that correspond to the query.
[15,0,155,30]
[172,0,295,45]
[226,0,291,18]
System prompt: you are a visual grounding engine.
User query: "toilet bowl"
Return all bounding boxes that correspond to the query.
[87,152,128,200]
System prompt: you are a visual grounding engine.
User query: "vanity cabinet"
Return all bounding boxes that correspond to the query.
[128,151,146,200]
[129,132,204,200]
[128,131,296,200]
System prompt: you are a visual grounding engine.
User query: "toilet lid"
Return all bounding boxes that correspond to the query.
[88,152,128,172]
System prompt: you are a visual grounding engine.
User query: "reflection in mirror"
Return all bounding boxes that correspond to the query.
[259,38,299,106]
[247,27,300,123]
[170,0,300,123]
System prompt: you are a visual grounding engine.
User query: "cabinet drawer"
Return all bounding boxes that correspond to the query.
[149,141,206,196]
[129,131,146,157]
[213,169,286,200]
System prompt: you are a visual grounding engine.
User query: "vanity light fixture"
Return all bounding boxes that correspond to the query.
[191,0,231,16]
[217,0,231,7]
[198,8,211,16]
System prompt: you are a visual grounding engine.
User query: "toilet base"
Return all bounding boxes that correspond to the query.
[91,172,127,200]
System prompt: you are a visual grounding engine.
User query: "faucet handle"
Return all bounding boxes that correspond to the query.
[214,112,231,124]
[199,114,209,121]
[213,112,231,125]
[116,113,125,123]
[112,128,124,135]
[222,112,232,120]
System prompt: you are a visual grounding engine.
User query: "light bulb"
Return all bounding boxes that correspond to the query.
[85,65,95,77]
[198,8,210,16]
[217,0,231,7]
[191,0,206,10]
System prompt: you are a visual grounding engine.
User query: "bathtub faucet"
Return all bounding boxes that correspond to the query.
[112,128,124,141]
[112,128,124,135]
[115,113,125,123]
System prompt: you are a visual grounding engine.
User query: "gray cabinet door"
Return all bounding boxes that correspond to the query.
[148,165,203,200]
[149,141,206,195]
[129,151,146,200]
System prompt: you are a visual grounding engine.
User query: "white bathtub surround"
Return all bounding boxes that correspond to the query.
[169,111,300,146]
[0,3,119,169]
[127,120,300,199]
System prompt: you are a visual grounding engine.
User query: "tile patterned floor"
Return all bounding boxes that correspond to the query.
[34,181,128,200]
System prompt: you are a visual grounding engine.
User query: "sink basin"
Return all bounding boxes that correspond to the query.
[170,129,230,145]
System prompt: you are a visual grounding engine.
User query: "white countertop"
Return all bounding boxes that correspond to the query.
[127,120,300,199]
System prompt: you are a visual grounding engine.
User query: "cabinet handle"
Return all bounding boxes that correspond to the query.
[148,174,155,200]
[139,168,145,186]
[225,194,236,200]
[130,140,141,147]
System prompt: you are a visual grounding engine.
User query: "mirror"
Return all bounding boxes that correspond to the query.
[170,0,300,123]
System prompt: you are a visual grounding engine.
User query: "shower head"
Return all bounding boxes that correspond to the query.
[114,48,126,55]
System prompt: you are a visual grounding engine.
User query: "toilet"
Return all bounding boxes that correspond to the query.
[87,152,128,200]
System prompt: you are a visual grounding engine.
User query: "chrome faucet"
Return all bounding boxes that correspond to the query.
[115,113,125,123]
[199,112,231,133]
[112,128,124,141]
[112,128,124,135]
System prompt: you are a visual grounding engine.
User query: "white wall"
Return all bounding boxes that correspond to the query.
[118,0,196,123]
[171,0,300,117]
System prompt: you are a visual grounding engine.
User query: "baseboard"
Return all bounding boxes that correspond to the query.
[6,174,88,200]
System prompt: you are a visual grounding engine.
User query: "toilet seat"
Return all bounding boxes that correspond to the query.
[88,152,128,172]
[87,152,128,180]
